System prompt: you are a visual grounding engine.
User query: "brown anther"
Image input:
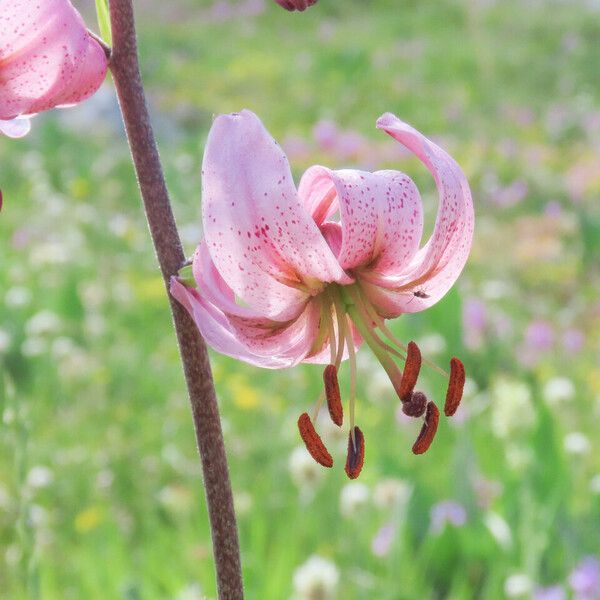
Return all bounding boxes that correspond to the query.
[444,357,465,417]
[412,401,440,455]
[398,341,422,401]
[345,426,365,479]
[323,364,343,427]
[402,391,428,418]
[297,412,333,468]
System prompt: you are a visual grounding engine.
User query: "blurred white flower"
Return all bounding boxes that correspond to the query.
[0,329,10,353]
[373,478,412,511]
[504,573,533,597]
[25,311,62,337]
[563,432,591,455]
[289,447,324,490]
[339,482,369,518]
[26,466,54,489]
[490,377,535,439]
[21,337,47,357]
[5,286,32,308]
[543,377,575,406]
[484,511,513,549]
[174,583,204,600]
[590,474,600,495]
[292,555,340,600]
[417,333,446,356]
[233,490,253,516]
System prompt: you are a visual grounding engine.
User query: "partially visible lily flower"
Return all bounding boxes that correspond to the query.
[274,0,318,11]
[0,0,109,137]
[171,110,473,477]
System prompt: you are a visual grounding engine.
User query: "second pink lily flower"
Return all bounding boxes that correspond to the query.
[0,0,108,137]
[172,110,473,476]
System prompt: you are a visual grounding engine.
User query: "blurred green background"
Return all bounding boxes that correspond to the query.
[1,0,600,598]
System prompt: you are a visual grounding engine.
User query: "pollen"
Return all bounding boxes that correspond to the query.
[297,412,333,468]
[412,401,440,455]
[323,364,343,427]
[398,341,422,401]
[444,357,465,417]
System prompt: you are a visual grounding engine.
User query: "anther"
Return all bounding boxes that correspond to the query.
[323,364,343,427]
[297,412,333,468]
[412,401,440,455]
[398,341,422,401]
[345,426,365,479]
[402,391,428,418]
[444,357,465,417]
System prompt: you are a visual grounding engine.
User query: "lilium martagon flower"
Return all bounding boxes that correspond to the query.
[0,0,108,138]
[171,110,474,479]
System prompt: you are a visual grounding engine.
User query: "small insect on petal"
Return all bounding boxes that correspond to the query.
[297,412,333,468]
[323,364,343,427]
[345,426,365,479]
[412,401,440,455]
[444,357,465,417]
[402,390,428,418]
[399,341,422,401]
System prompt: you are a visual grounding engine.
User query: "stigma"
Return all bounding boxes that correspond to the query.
[297,283,466,478]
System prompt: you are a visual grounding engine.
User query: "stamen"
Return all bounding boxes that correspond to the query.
[325,303,337,366]
[333,299,346,368]
[297,412,333,468]
[402,390,428,418]
[345,426,365,479]
[399,341,422,401]
[412,401,440,455]
[323,364,343,427]
[343,315,357,445]
[444,357,465,417]
[310,390,326,422]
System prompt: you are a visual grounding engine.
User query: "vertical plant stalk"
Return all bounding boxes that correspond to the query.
[108,1,244,597]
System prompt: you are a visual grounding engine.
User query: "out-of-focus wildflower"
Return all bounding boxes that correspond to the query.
[371,522,396,557]
[532,585,566,600]
[274,0,317,11]
[590,474,600,495]
[0,0,108,137]
[372,478,412,511]
[174,583,204,600]
[292,555,340,600]
[504,574,533,598]
[543,377,576,406]
[563,328,585,354]
[289,447,324,490]
[490,377,535,439]
[483,511,513,550]
[26,465,54,490]
[569,556,600,598]
[171,110,474,476]
[563,432,591,455]
[463,297,487,349]
[339,482,369,518]
[430,500,467,534]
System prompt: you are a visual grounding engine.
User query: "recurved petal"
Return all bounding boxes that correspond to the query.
[366,113,474,314]
[170,277,315,369]
[202,110,351,321]
[298,166,424,273]
[0,0,107,119]
[0,117,31,138]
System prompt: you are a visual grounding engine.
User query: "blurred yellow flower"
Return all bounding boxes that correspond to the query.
[75,506,103,533]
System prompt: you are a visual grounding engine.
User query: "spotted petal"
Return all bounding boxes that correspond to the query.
[202,110,351,320]
[361,113,474,314]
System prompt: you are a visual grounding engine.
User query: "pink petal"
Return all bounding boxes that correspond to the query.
[170,277,321,368]
[299,166,424,273]
[202,110,350,320]
[364,113,474,314]
[0,0,107,119]
[0,117,31,138]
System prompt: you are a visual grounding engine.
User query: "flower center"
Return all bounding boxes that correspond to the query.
[297,283,466,478]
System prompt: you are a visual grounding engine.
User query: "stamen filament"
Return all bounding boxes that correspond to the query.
[311,390,326,422]
[344,315,357,449]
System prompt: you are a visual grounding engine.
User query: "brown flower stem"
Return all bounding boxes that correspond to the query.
[108,1,244,597]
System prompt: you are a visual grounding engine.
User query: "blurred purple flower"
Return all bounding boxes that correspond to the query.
[569,556,600,598]
[463,297,487,349]
[544,201,562,217]
[430,500,467,534]
[491,179,529,208]
[313,119,339,151]
[525,320,555,352]
[371,522,396,557]
[533,585,566,600]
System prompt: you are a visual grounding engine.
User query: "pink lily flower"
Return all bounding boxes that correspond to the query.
[0,0,108,137]
[171,110,473,476]
[273,0,318,11]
